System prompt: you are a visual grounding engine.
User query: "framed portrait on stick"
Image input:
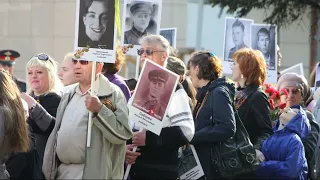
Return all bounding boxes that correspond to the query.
[128,59,179,135]
[121,0,162,56]
[74,0,117,63]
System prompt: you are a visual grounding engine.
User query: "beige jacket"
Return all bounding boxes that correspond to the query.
[42,74,133,179]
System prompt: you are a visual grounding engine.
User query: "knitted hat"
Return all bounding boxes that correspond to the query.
[277,72,310,101]
[166,56,186,76]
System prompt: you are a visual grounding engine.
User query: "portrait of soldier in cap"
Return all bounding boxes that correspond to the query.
[123,0,159,45]
[0,50,26,92]
[78,0,115,49]
[133,68,169,119]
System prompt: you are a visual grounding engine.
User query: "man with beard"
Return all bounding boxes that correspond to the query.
[136,69,168,118]
[228,20,248,59]
[0,50,26,92]
[78,0,114,49]
[124,2,154,45]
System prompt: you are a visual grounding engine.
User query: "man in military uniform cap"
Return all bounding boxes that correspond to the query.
[124,1,154,45]
[0,50,26,92]
[138,69,168,118]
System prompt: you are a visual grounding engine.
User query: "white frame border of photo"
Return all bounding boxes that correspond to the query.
[74,0,117,63]
[280,63,304,76]
[121,0,163,56]
[128,59,179,135]
[160,27,177,48]
[180,145,205,180]
[222,17,254,75]
[252,23,278,84]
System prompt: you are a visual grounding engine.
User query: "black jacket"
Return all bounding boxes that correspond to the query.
[236,85,273,150]
[6,92,60,179]
[13,78,26,92]
[303,110,320,179]
[130,84,191,180]
[5,127,42,180]
[28,92,61,164]
[190,77,236,179]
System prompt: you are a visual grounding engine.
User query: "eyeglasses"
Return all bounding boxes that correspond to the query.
[285,88,301,95]
[137,49,164,56]
[72,59,89,65]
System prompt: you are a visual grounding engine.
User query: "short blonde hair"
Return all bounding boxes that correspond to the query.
[26,53,63,95]
[64,52,75,62]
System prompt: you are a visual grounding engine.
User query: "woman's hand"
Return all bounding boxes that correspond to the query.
[21,93,37,110]
[255,149,265,162]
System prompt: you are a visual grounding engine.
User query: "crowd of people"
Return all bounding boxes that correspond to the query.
[0,33,319,180]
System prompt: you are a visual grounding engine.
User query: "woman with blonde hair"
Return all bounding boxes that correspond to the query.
[17,53,62,175]
[0,69,29,179]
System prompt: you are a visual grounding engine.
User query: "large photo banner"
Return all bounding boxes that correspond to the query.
[223,17,253,74]
[121,0,162,56]
[252,24,277,83]
[74,0,117,63]
[129,59,179,135]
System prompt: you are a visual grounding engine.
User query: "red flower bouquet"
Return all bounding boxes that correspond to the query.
[263,83,288,122]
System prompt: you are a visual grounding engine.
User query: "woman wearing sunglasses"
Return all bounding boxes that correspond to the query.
[277,72,320,179]
[6,53,63,179]
[0,69,30,180]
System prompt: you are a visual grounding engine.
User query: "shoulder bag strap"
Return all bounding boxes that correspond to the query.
[195,91,210,119]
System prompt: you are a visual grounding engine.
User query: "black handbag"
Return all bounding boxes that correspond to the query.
[209,87,260,179]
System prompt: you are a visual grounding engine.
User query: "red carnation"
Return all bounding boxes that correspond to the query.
[280,88,288,96]
[270,91,280,100]
[278,102,287,109]
[269,99,275,110]
[265,86,277,95]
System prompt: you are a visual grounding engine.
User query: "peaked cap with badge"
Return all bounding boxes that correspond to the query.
[148,69,169,83]
[0,49,26,92]
[0,50,20,65]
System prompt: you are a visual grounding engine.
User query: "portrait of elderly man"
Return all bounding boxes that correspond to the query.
[255,27,275,70]
[135,69,168,118]
[228,20,248,59]
[78,0,115,49]
[124,1,157,45]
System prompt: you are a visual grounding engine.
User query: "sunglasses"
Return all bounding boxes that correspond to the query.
[137,49,164,56]
[72,59,89,65]
[32,54,49,61]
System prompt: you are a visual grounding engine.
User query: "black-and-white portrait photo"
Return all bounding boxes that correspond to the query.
[78,0,115,50]
[121,0,162,45]
[223,17,253,62]
[160,28,177,48]
[252,24,277,70]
